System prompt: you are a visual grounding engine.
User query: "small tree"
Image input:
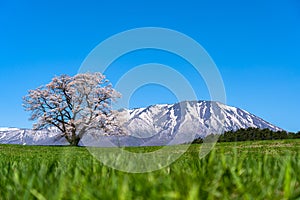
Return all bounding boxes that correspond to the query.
[23,72,122,146]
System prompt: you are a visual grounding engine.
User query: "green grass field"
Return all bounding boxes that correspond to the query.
[1,140,300,200]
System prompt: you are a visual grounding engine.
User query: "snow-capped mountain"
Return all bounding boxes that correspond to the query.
[0,101,282,146]
[113,100,282,146]
[0,127,68,145]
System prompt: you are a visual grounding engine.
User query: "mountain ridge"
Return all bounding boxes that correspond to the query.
[0,100,282,146]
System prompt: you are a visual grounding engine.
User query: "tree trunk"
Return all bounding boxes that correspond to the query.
[66,129,80,146]
[69,136,80,146]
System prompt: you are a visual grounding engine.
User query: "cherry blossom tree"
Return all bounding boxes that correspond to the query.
[23,72,123,146]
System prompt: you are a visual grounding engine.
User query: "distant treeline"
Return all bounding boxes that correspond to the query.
[192,128,300,144]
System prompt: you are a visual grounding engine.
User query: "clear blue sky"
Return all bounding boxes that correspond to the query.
[0,0,299,132]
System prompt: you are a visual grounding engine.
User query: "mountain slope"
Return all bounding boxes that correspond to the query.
[0,101,282,146]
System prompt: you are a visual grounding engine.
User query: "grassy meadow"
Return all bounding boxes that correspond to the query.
[1,139,300,199]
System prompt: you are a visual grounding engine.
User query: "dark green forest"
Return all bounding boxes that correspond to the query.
[192,128,300,144]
